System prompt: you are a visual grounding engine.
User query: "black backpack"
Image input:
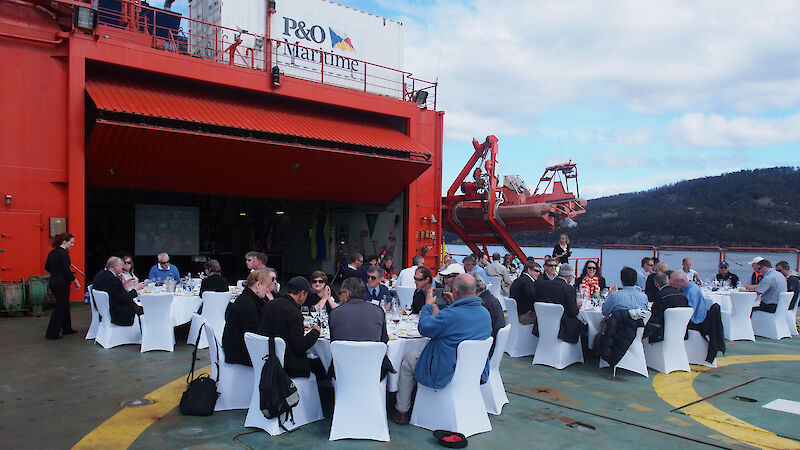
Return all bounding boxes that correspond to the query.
[259,336,300,431]
[179,330,220,416]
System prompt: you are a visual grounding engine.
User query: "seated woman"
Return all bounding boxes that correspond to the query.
[199,259,229,297]
[381,256,397,280]
[411,266,438,314]
[304,270,339,312]
[120,255,138,284]
[574,260,607,296]
[221,269,272,366]
[264,267,279,301]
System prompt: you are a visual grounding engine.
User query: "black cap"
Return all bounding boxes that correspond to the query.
[433,430,468,448]
[286,276,311,291]
[719,261,729,268]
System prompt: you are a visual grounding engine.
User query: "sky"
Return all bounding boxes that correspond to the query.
[168,0,800,199]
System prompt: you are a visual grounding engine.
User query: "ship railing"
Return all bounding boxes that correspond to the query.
[91,0,437,109]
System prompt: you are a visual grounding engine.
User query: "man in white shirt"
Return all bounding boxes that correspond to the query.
[636,257,654,290]
[682,258,700,283]
[396,255,425,288]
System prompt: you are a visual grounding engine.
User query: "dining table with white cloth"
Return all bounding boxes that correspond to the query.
[136,289,202,327]
[703,288,760,312]
[578,307,604,350]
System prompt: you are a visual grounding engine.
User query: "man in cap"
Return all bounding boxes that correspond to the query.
[749,257,764,285]
[258,276,321,378]
[715,261,739,288]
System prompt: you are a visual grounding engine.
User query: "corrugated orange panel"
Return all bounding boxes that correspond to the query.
[85,72,430,158]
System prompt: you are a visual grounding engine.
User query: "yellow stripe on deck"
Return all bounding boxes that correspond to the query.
[653,355,800,450]
[72,366,210,450]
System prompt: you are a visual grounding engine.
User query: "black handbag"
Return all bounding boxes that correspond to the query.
[179,328,220,416]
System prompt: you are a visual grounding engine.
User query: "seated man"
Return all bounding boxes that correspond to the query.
[636,257,654,290]
[221,269,271,366]
[474,275,506,357]
[776,260,800,310]
[396,255,425,288]
[540,257,559,281]
[392,274,491,424]
[644,272,689,342]
[364,265,391,305]
[485,252,512,296]
[258,277,320,378]
[749,257,765,285]
[671,270,705,327]
[674,270,725,362]
[533,263,585,343]
[245,251,268,271]
[462,255,488,284]
[602,267,648,316]
[714,261,739,288]
[341,253,363,281]
[746,259,787,314]
[509,261,540,325]
[92,256,145,326]
[329,277,388,343]
[148,252,180,283]
[682,258,700,283]
[410,266,443,314]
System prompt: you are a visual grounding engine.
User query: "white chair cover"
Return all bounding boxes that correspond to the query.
[139,293,175,352]
[205,324,253,411]
[92,289,141,349]
[395,286,415,310]
[752,292,792,340]
[85,284,100,340]
[721,292,756,341]
[643,307,693,374]
[531,302,583,369]
[684,329,716,367]
[599,311,651,377]
[329,341,390,441]
[243,333,324,435]
[487,276,502,299]
[481,324,511,415]
[187,291,232,349]
[503,297,538,357]
[410,337,494,437]
[786,294,799,337]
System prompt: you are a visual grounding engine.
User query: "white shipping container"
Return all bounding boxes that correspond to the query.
[272,0,404,98]
[188,0,267,68]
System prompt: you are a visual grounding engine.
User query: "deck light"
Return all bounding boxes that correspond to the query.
[73,5,98,31]
[413,90,428,108]
[276,211,285,215]
[271,66,281,87]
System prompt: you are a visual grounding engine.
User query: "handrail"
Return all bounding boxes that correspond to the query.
[85,0,437,108]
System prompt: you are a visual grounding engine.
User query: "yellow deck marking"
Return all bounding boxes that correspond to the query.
[653,354,800,449]
[664,417,693,427]
[560,381,581,388]
[627,403,652,412]
[72,366,210,450]
[592,391,614,399]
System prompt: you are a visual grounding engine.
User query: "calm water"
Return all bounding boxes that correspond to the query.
[444,244,767,287]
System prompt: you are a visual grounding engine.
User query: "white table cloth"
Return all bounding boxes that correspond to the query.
[136,293,201,327]
[578,308,604,349]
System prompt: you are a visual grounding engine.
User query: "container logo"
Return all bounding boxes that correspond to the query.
[329,28,356,52]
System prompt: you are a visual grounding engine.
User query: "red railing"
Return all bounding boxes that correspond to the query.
[90,0,437,108]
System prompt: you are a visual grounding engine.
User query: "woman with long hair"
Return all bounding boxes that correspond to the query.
[120,255,138,284]
[552,233,572,265]
[44,233,80,339]
[574,260,607,297]
[264,267,279,301]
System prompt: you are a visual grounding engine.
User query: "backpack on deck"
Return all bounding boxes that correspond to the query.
[259,336,300,431]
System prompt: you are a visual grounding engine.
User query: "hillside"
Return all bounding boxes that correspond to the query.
[446,167,800,248]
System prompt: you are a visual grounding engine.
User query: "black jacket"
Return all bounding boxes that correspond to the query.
[199,274,229,297]
[644,273,659,303]
[92,269,138,326]
[364,284,391,305]
[221,288,265,366]
[509,273,537,316]
[533,277,583,344]
[45,247,75,286]
[341,266,358,281]
[788,274,800,310]
[258,295,320,378]
[598,310,644,368]
[552,244,571,264]
[644,285,689,342]
[715,272,740,288]
[479,290,507,356]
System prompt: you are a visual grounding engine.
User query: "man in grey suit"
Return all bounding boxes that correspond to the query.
[329,277,389,343]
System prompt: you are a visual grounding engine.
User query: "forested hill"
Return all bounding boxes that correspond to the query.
[448,167,800,248]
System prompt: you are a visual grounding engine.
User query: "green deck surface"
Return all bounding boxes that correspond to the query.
[1,304,798,449]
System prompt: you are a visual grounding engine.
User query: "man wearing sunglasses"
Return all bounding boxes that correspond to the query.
[509,261,541,325]
[245,251,267,271]
[148,252,180,283]
[637,257,654,290]
[364,265,391,305]
[540,257,560,281]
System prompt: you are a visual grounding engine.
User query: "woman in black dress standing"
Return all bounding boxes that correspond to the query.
[552,233,572,265]
[45,232,80,339]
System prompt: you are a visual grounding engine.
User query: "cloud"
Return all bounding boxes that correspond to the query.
[444,112,528,142]
[668,112,800,148]
[615,131,652,148]
[392,0,800,131]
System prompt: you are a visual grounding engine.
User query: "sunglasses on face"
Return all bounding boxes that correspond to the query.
[311,279,325,284]
[587,266,597,270]
[160,261,170,265]
[246,258,253,262]
[532,269,541,273]
[545,264,558,268]
[367,275,378,281]
[123,261,132,265]
[414,277,427,281]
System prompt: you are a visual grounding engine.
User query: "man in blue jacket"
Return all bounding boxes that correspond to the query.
[392,274,492,424]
